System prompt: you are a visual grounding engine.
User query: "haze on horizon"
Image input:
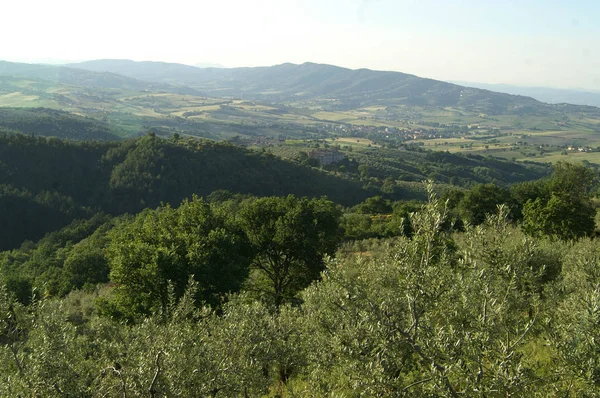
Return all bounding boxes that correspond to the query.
[2,0,599,91]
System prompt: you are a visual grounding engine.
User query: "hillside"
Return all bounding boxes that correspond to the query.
[3,60,600,165]
[68,59,591,114]
[0,133,374,250]
[0,107,119,140]
[0,61,201,95]
[68,59,217,85]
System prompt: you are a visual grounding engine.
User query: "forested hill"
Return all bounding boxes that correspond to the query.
[68,59,591,114]
[0,108,119,141]
[0,134,372,250]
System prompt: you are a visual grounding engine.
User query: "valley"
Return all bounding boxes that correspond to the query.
[2,60,600,169]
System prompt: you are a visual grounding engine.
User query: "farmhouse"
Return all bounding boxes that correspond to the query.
[309,149,345,165]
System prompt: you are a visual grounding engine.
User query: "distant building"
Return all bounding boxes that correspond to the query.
[309,149,345,165]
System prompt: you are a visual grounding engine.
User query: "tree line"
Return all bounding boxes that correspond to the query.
[341,162,598,242]
[0,132,558,252]
[2,161,596,307]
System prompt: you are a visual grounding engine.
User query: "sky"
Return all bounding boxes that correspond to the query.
[2,0,600,90]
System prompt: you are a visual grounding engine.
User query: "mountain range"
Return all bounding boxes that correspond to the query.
[0,58,596,117]
[68,59,595,115]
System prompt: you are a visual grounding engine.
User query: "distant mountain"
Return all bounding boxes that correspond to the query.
[68,59,219,86]
[0,61,201,95]
[452,81,600,107]
[67,59,599,115]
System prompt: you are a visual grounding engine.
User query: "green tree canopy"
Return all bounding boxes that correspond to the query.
[518,162,598,240]
[547,161,597,200]
[354,195,393,214]
[238,195,342,306]
[522,193,595,240]
[458,183,512,225]
[104,196,252,319]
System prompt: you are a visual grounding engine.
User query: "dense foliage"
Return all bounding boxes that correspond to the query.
[1,131,551,253]
[2,109,600,395]
[339,161,598,243]
[1,195,343,312]
[0,184,93,251]
[0,213,117,301]
[275,142,549,196]
[2,189,600,396]
[100,197,252,320]
[4,57,600,397]
[0,133,372,250]
[238,195,342,306]
[354,148,548,187]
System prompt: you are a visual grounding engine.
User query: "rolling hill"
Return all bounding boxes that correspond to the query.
[0,61,202,95]
[68,59,597,115]
[0,130,551,250]
[0,133,376,249]
[2,59,600,158]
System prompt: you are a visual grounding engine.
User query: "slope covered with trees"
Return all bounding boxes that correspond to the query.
[1,57,599,397]
[341,147,548,188]
[0,108,119,141]
[1,161,589,305]
[0,130,554,250]
[0,133,374,250]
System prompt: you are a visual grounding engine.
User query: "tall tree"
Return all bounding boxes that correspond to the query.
[238,195,342,306]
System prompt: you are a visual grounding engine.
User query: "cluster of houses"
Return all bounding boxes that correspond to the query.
[567,146,593,152]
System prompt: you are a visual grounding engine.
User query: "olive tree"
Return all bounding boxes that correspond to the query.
[297,188,550,396]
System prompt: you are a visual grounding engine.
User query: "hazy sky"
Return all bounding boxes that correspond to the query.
[3,0,599,90]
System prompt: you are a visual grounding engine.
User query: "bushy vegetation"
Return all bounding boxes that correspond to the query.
[2,106,600,395]
[2,160,596,306]
[348,148,549,187]
[0,131,550,253]
[276,141,549,189]
[2,186,600,396]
